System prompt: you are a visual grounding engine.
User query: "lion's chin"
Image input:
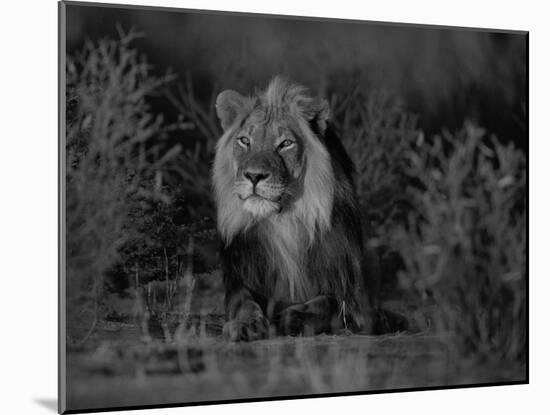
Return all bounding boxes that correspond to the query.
[242,196,280,218]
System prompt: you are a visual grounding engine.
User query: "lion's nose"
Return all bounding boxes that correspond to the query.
[244,171,271,186]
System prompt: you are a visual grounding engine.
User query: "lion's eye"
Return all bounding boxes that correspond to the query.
[237,136,251,148]
[278,139,295,150]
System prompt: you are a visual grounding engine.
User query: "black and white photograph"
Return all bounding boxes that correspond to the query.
[59,1,527,413]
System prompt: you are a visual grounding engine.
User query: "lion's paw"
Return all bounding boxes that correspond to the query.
[277,305,312,336]
[223,313,270,342]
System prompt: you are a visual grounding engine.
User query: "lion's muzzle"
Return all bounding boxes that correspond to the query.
[234,152,289,217]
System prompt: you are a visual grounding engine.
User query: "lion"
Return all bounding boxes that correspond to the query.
[213,77,393,341]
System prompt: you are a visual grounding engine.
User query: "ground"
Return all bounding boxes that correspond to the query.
[65,271,525,412]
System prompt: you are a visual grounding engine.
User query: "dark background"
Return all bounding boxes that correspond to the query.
[66,3,527,148]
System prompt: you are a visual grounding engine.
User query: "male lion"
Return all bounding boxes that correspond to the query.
[213,77,389,341]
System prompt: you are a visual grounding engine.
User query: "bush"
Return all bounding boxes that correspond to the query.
[65,29,179,342]
[394,123,526,362]
[335,89,419,244]
[335,88,525,364]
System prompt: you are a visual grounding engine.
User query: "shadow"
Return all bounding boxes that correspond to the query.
[34,398,57,412]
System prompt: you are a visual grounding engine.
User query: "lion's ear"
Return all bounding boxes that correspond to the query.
[314,99,331,133]
[300,98,330,134]
[216,90,248,131]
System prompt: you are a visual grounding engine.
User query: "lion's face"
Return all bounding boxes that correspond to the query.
[231,111,305,218]
[214,77,335,241]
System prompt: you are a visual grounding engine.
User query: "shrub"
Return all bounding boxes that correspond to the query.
[65,28,178,342]
[394,123,526,362]
[333,89,420,298]
[335,89,419,245]
[162,76,221,220]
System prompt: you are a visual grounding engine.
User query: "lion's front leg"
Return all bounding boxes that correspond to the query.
[276,295,341,336]
[223,288,270,342]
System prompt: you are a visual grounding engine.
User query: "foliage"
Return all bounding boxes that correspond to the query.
[394,124,526,362]
[334,88,525,364]
[162,75,221,220]
[334,90,419,244]
[65,28,180,342]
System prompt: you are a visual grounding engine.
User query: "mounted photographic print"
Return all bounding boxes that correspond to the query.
[58,1,528,413]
